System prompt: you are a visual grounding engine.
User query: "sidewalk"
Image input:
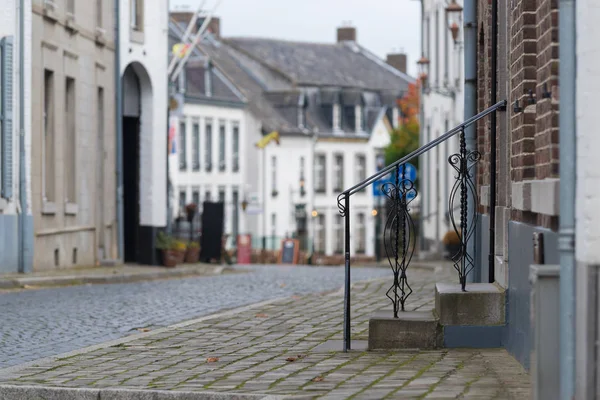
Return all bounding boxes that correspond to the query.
[0,266,530,399]
[0,263,232,290]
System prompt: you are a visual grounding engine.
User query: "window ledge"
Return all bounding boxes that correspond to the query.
[130,29,144,44]
[42,201,57,215]
[65,202,78,215]
[512,178,560,216]
[95,27,107,46]
[42,2,59,23]
[0,198,7,211]
[65,14,79,34]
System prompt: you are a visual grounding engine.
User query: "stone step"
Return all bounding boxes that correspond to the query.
[435,282,506,326]
[368,310,443,350]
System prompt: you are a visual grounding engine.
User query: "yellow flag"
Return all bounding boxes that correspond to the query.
[172,43,191,59]
[255,131,280,149]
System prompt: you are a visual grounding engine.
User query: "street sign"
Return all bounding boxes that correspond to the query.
[372,163,417,199]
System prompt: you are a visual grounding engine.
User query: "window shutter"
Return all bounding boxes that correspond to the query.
[1,36,14,199]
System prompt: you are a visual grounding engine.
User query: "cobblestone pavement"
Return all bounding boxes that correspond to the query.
[0,265,391,368]
[0,266,530,399]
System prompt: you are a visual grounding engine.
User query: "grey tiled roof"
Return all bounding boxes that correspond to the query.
[225,38,413,92]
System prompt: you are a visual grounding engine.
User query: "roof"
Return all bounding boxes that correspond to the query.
[168,14,415,136]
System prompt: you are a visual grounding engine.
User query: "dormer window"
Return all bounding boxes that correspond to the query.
[320,89,339,131]
[333,103,341,131]
[341,90,363,133]
[297,92,308,129]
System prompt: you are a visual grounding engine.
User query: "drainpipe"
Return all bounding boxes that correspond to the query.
[463,0,478,282]
[418,0,426,256]
[115,0,124,262]
[558,0,576,398]
[488,0,498,284]
[18,0,27,273]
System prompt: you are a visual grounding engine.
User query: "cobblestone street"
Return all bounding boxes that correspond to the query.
[0,265,530,399]
[0,265,390,368]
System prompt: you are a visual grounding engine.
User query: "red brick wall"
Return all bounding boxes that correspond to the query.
[476,0,559,230]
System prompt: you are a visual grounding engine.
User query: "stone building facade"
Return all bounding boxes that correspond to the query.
[31,0,116,270]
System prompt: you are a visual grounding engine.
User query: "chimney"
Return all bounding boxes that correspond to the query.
[337,26,356,43]
[386,53,408,74]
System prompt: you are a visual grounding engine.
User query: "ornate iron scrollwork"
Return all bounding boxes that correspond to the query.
[448,128,481,291]
[382,164,418,317]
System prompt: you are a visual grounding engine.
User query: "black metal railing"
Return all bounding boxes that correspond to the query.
[337,100,507,352]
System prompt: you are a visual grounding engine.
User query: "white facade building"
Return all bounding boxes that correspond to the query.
[420,0,465,252]
[0,0,33,274]
[120,0,168,265]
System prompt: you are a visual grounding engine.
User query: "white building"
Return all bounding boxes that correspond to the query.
[0,0,32,274]
[169,16,414,258]
[420,0,465,252]
[168,19,251,247]
[120,0,168,265]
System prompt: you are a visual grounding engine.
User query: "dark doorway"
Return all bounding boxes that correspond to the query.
[123,116,140,263]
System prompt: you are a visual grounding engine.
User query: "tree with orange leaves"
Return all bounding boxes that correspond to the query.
[385,82,420,169]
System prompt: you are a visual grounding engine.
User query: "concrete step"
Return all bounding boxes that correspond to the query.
[435,282,506,326]
[368,310,443,350]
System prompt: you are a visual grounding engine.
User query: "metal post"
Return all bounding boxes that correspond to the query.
[262,147,267,251]
[18,0,27,273]
[558,0,576,398]
[343,194,351,352]
[115,0,124,262]
[488,0,498,284]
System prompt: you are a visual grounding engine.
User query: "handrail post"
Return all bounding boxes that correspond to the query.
[343,194,351,352]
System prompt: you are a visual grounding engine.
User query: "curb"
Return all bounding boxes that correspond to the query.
[0,385,294,400]
[0,265,234,290]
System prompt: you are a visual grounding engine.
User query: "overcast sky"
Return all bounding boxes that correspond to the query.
[170,0,422,76]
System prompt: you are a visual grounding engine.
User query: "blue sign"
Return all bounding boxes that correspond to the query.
[372,163,417,198]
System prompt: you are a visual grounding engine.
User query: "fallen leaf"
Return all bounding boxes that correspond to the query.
[297,354,306,359]
[206,357,219,363]
[255,313,268,318]
[286,356,297,362]
[312,376,324,382]
[137,328,151,332]
[279,283,286,288]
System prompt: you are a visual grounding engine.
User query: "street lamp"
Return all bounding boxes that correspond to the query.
[416,55,430,88]
[445,0,463,44]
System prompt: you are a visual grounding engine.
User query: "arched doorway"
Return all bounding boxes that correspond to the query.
[122,62,152,263]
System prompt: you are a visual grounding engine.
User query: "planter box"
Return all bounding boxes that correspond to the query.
[185,247,200,263]
[162,250,179,268]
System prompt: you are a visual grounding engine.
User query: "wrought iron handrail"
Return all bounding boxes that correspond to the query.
[338,100,507,200]
[337,99,507,353]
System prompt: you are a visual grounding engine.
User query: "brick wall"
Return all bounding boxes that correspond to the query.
[476,0,560,230]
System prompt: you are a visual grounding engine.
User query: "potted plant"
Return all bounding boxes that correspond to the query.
[156,232,178,268]
[172,239,188,264]
[185,241,200,263]
[442,229,462,260]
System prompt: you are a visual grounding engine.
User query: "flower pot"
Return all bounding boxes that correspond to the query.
[175,250,186,264]
[185,247,200,263]
[162,249,179,268]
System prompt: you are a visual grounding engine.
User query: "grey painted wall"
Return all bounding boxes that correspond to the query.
[505,221,558,370]
[0,214,33,274]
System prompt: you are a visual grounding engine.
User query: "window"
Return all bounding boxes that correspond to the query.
[300,156,305,183]
[271,213,277,240]
[192,188,200,206]
[344,105,355,132]
[65,77,76,204]
[96,0,102,27]
[232,124,239,172]
[322,104,333,128]
[205,190,211,201]
[205,121,212,171]
[355,105,364,132]
[219,122,226,171]
[334,154,344,191]
[356,213,366,253]
[179,120,187,170]
[271,156,277,194]
[435,9,440,86]
[315,214,325,253]
[232,188,239,238]
[179,189,186,214]
[334,215,343,254]
[356,154,366,182]
[192,121,200,170]
[67,0,74,15]
[444,9,449,84]
[315,154,326,193]
[218,187,225,202]
[43,69,55,202]
[131,0,143,31]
